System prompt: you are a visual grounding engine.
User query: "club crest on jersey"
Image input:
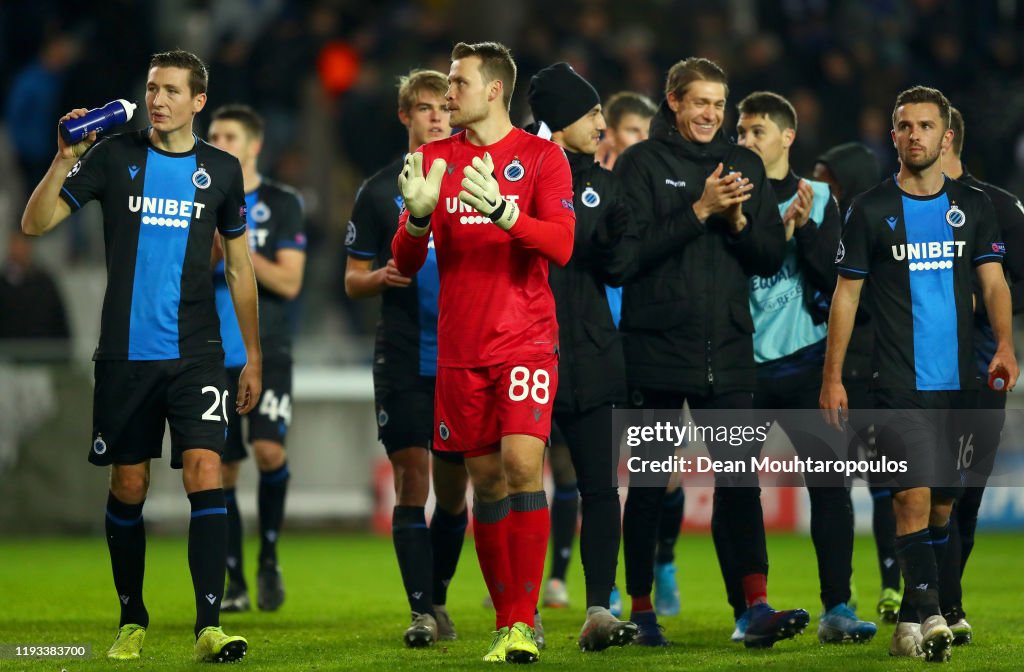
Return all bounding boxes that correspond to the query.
[345,221,357,246]
[503,159,525,182]
[67,161,82,178]
[946,205,965,228]
[439,420,450,441]
[93,435,107,455]
[835,241,846,263]
[251,201,271,223]
[581,187,600,208]
[192,167,211,190]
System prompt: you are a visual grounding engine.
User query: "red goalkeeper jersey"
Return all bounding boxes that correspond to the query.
[392,127,575,368]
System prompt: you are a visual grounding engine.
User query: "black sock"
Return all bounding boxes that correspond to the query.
[258,462,289,567]
[430,505,468,606]
[933,519,961,614]
[957,487,983,574]
[393,506,433,615]
[655,488,685,565]
[581,488,621,609]
[808,487,854,610]
[871,488,901,591]
[895,528,940,623]
[548,483,578,581]
[188,489,228,637]
[224,488,245,587]
[106,493,149,628]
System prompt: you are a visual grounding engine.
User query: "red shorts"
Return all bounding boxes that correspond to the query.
[433,354,558,458]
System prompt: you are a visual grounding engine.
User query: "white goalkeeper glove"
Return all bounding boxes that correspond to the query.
[398,152,447,232]
[459,152,520,231]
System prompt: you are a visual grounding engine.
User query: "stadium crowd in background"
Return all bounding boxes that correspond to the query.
[4,0,1024,354]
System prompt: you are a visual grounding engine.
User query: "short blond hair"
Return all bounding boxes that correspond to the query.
[398,69,449,115]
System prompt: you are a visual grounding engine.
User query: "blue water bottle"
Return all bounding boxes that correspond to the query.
[59,99,137,145]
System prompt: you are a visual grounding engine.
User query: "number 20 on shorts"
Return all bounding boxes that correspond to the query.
[508,366,550,404]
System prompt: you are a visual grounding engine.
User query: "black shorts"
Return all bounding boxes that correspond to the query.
[90,355,228,469]
[873,388,974,497]
[223,358,293,463]
[375,376,463,464]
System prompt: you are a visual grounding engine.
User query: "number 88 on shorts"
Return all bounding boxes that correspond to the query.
[433,354,558,459]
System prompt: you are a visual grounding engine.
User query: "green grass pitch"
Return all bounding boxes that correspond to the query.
[1,532,1020,670]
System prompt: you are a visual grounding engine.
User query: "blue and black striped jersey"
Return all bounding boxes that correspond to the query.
[837,176,1003,391]
[213,178,306,367]
[60,129,247,361]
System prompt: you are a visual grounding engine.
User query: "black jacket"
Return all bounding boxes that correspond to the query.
[613,102,785,394]
[549,150,632,413]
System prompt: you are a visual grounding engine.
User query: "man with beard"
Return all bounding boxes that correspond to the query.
[820,86,1017,662]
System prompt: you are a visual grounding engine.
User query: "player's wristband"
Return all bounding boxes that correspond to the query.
[488,199,519,231]
[406,213,431,237]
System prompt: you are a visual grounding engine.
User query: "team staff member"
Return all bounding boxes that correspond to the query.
[736,91,876,644]
[346,69,469,648]
[821,86,1017,663]
[613,57,808,649]
[207,104,306,614]
[527,62,638,652]
[597,91,657,171]
[21,50,258,663]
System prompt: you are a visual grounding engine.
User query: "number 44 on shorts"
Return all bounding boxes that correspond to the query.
[259,390,292,425]
[508,366,550,404]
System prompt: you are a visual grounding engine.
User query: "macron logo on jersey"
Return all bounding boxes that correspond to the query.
[128,196,205,229]
[446,195,520,224]
[892,240,966,271]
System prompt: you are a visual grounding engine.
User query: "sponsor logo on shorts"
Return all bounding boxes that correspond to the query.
[439,420,450,441]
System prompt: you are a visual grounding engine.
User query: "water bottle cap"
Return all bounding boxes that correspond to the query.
[116,99,137,122]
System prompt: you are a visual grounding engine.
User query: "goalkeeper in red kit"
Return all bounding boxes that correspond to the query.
[391,41,574,664]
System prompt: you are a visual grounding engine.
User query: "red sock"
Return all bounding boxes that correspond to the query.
[506,500,549,627]
[474,511,514,629]
[631,594,653,613]
[742,573,768,607]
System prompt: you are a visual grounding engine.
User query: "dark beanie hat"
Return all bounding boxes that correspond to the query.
[528,62,600,133]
